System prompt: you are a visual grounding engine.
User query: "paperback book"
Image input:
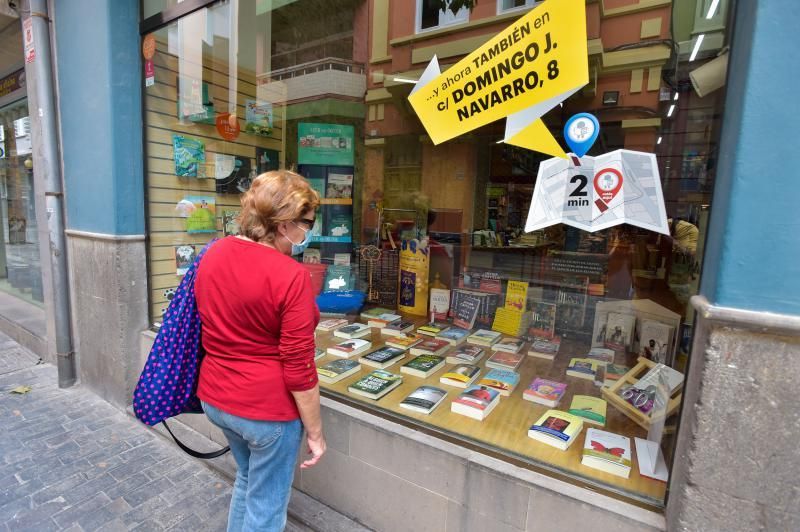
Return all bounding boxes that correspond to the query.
[451,385,501,421]
[452,293,482,330]
[523,378,567,407]
[429,288,451,322]
[467,329,501,347]
[325,173,353,199]
[385,333,423,351]
[400,355,446,378]
[315,318,349,333]
[333,323,371,340]
[327,338,371,358]
[358,346,406,369]
[360,307,401,328]
[582,428,632,479]
[491,307,529,337]
[399,386,448,415]
[566,358,599,381]
[477,368,520,397]
[527,336,561,360]
[174,245,197,276]
[604,312,636,350]
[568,395,608,426]
[492,337,525,354]
[485,350,525,371]
[381,320,415,337]
[436,327,470,346]
[409,338,451,357]
[584,348,615,366]
[317,359,360,384]
[417,324,449,337]
[348,370,403,400]
[638,319,674,365]
[439,365,481,388]
[529,301,557,338]
[604,364,629,387]
[504,280,528,312]
[527,410,584,451]
[445,345,485,365]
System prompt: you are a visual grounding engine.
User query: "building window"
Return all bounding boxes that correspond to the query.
[497,0,540,14]
[417,0,468,33]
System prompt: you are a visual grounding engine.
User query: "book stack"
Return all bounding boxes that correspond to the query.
[399,386,448,415]
[467,329,501,347]
[417,324,449,337]
[527,410,584,451]
[491,307,530,337]
[523,378,567,407]
[581,428,632,479]
[347,370,403,400]
[478,368,520,397]
[361,308,402,329]
[450,289,500,328]
[566,358,599,381]
[451,386,501,421]
[315,318,349,333]
[380,320,415,337]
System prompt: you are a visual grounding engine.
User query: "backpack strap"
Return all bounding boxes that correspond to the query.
[161,420,230,459]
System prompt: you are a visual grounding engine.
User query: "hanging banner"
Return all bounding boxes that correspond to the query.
[524,150,670,235]
[407,0,587,159]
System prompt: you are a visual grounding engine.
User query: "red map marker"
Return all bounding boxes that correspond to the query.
[593,167,623,212]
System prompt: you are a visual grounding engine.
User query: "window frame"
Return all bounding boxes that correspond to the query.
[415,0,470,34]
[496,0,541,15]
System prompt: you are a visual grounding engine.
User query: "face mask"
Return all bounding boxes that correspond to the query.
[283,222,312,256]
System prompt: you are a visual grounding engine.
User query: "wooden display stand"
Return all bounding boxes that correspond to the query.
[601,357,683,430]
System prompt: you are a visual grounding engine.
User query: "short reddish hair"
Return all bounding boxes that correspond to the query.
[238,170,319,243]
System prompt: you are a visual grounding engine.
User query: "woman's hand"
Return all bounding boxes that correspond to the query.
[300,432,326,469]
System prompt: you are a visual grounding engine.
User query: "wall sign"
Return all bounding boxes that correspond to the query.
[0,69,25,99]
[23,18,35,64]
[407,0,588,158]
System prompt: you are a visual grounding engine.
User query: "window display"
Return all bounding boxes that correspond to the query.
[143,0,732,509]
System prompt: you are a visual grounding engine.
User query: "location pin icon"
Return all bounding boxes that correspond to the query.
[564,113,600,157]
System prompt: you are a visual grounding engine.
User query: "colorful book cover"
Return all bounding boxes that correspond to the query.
[382,320,415,334]
[504,280,528,311]
[183,196,216,233]
[584,348,615,366]
[583,428,632,471]
[529,301,557,339]
[328,338,370,354]
[528,336,561,359]
[568,395,608,426]
[440,365,481,385]
[523,378,567,405]
[485,349,524,370]
[493,337,525,354]
[325,208,352,238]
[326,173,353,199]
[385,334,423,350]
[316,318,349,332]
[604,364,629,385]
[244,99,273,136]
[215,154,252,194]
[453,385,499,411]
[529,410,583,442]
[172,135,205,177]
[348,370,402,398]
[174,245,196,276]
[469,329,501,345]
[401,354,444,375]
[478,368,520,395]
[453,294,481,330]
[436,327,469,344]
[222,210,240,237]
[333,323,370,338]
[418,324,448,337]
[446,344,485,364]
[399,386,447,413]
[491,307,526,336]
[411,338,450,355]
[566,358,599,379]
[429,288,451,322]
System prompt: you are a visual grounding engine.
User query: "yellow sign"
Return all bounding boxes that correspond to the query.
[407,0,587,158]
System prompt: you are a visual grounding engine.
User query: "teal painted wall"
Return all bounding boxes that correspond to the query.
[55,0,144,235]
[701,0,800,315]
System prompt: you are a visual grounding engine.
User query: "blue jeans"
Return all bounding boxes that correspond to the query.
[202,401,303,532]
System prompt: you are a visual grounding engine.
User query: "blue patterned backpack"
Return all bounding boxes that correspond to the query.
[133,239,229,458]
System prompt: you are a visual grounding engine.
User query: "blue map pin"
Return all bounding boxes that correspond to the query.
[564,113,600,157]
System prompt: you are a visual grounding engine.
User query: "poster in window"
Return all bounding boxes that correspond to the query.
[183,196,216,234]
[245,100,273,136]
[173,135,205,177]
[298,123,354,166]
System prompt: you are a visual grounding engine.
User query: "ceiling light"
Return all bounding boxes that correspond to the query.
[392,77,419,84]
[706,0,720,19]
[657,136,662,145]
[689,34,705,62]
[673,93,679,101]
[667,104,675,118]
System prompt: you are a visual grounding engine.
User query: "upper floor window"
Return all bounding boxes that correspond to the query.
[417,0,468,33]
[497,0,540,14]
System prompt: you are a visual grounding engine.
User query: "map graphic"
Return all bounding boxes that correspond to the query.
[525,150,669,235]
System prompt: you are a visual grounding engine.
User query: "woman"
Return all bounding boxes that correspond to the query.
[195,170,326,531]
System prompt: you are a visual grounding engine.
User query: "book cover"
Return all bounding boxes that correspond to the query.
[604,312,636,350]
[359,346,405,368]
[183,196,216,234]
[360,307,396,320]
[582,428,632,479]
[604,364,629,387]
[504,280,528,312]
[317,358,360,383]
[400,354,445,377]
[439,365,481,388]
[639,319,674,365]
[381,320,415,336]
[385,334,423,350]
[523,378,567,407]
[348,370,403,399]
[325,207,353,239]
[174,245,196,276]
[316,318,349,332]
[528,410,584,450]
[326,173,353,199]
[418,324,449,337]
[306,177,326,200]
[399,386,447,414]
[566,358,598,380]
[468,329,501,346]
[222,210,240,237]
[485,350,524,371]
[527,337,561,360]
[452,294,482,330]
[324,264,353,292]
[584,348,615,366]
[493,337,525,354]
[410,338,450,357]
[436,327,469,346]
[333,323,371,339]
[491,307,526,337]
[429,288,451,322]
[636,363,684,393]
[215,155,252,194]
[446,345,485,365]
[256,147,280,174]
[327,338,371,357]
[478,368,520,396]
[568,395,608,426]
[173,135,205,177]
[244,99,273,136]
[529,301,557,339]
[452,385,499,411]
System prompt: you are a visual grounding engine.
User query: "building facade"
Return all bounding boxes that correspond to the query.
[4,0,799,530]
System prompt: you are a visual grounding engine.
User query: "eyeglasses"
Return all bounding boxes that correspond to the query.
[293,218,315,231]
[620,385,656,414]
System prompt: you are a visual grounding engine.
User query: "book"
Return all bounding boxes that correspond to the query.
[492,337,525,354]
[504,280,528,312]
[333,323,371,339]
[400,355,446,378]
[315,318,349,333]
[584,347,615,366]
[302,248,321,264]
[385,333,423,351]
[360,307,401,328]
[467,329,501,347]
[174,245,197,276]
[477,368,520,397]
[582,428,632,479]
[527,410,584,451]
[317,359,360,384]
[529,301,557,339]
[417,324,449,337]
[324,206,352,239]
[244,99,273,136]
[348,370,403,400]
[439,365,481,388]
[451,386,501,421]
[172,135,205,177]
[429,288,451,322]
[604,312,636,350]
[359,346,406,369]
[327,338,372,358]
[183,196,216,233]
[452,294,482,330]
[326,172,353,199]
[314,348,325,361]
[604,364,629,387]
[399,386,448,415]
[566,358,599,381]
[324,264,353,291]
[568,395,608,426]
[485,350,524,371]
[527,336,561,360]
[491,307,529,337]
[639,319,674,365]
[333,253,351,266]
[523,378,567,407]
[445,345,485,365]
[409,338,451,357]
[636,363,684,393]
[222,210,240,237]
[381,320,415,336]
[435,327,470,346]
[215,155,252,194]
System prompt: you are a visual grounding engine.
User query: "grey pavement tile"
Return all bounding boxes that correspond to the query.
[62,473,119,506]
[103,472,151,500]
[53,492,113,528]
[77,497,132,532]
[30,473,87,505]
[95,518,128,532]
[122,477,174,508]
[120,495,169,528]
[130,520,165,532]
[6,498,70,530]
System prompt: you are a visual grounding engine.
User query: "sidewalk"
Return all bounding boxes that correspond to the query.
[0,332,367,532]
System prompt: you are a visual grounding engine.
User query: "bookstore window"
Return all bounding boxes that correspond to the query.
[142,0,732,510]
